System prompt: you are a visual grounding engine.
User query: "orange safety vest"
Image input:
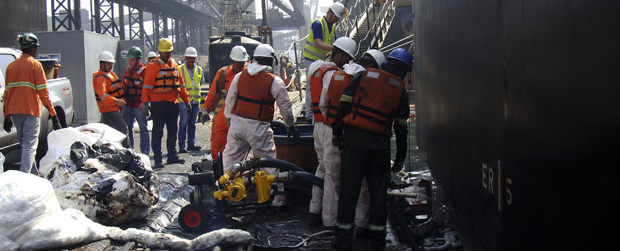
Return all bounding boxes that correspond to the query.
[93,71,124,102]
[324,70,353,126]
[343,69,404,136]
[123,66,145,103]
[309,66,339,122]
[231,70,276,121]
[152,58,181,93]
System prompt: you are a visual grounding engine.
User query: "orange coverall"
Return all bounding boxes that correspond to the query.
[203,65,246,160]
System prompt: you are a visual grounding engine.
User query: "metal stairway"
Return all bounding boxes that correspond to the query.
[337,0,397,58]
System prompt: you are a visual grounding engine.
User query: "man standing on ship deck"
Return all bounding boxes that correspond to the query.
[140,38,190,168]
[178,47,203,153]
[222,44,300,213]
[302,2,348,124]
[202,45,248,160]
[331,48,413,251]
[121,46,149,154]
[93,50,130,148]
[307,37,362,230]
[3,33,61,174]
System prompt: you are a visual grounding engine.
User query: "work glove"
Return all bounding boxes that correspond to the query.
[227,118,231,126]
[185,103,192,113]
[332,134,344,150]
[142,103,150,117]
[200,108,211,124]
[4,118,12,133]
[51,116,62,130]
[391,161,405,173]
[287,125,300,139]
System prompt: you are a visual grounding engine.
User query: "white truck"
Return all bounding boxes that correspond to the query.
[0,47,75,159]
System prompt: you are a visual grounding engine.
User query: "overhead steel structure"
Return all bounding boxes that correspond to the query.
[51,0,308,55]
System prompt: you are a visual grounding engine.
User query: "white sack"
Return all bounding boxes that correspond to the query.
[0,171,254,250]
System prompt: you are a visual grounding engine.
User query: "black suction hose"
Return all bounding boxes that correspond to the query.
[290,171,324,190]
[258,158,307,173]
[254,158,324,189]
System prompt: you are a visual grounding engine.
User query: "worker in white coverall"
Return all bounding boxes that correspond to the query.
[223,44,300,212]
[325,49,388,236]
[306,37,369,231]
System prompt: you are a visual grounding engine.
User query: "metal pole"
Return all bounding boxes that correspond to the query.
[51,0,56,31]
[163,16,168,38]
[94,0,101,34]
[139,9,144,40]
[119,3,125,40]
[74,0,82,30]
[293,40,301,97]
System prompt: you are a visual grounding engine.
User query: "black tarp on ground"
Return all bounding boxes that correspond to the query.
[143,173,403,251]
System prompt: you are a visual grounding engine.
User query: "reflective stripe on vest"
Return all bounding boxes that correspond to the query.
[94,73,124,101]
[303,17,335,61]
[231,70,276,121]
[342,69,404,137]
[179,64,202,102]
[309,66,338,123]
[324,70,353,126]
[153,58,180,93]
[6,81,47,90]
[124,66,144,100]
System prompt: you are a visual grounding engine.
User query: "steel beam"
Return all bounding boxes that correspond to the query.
[127,6,142,40]
[107,0,217,26]
[240,0,255,12]
[96,0,121,37]
[51,0,75,31]
[268,0,303,18]
[119,4,125,40]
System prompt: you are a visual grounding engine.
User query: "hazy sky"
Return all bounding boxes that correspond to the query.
[47,0,333,19]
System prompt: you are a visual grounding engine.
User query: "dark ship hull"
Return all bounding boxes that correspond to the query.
[414,1,620,250]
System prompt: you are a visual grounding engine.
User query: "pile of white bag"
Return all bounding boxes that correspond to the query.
[0,169,254,250]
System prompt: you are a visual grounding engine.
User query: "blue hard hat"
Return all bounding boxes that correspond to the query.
[387,48,413,68]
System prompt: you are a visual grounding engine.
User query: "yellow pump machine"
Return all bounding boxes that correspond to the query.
[179,154,323,232]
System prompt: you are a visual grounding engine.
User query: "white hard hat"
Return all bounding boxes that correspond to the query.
[229,45,249,61]
[147,51,157,58]
[185,47,198,57]
[363,49,386,66]
[329,2,347,20]
[333,37,357,59]
[253,44,275,58]
[98,51,115,63]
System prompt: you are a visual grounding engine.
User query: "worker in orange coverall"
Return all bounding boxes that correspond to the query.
[201,45,248,160]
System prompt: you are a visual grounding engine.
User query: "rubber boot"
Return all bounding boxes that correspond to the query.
[187,145,202,151]
[153,154,164,169]
[167,154,185,164]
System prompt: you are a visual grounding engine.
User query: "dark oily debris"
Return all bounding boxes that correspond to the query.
[48,141,161,225]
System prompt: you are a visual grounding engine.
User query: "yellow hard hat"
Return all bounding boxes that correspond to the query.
[158,38,173,52]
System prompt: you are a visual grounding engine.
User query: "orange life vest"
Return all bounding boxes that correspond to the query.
[123,66,145,102]
[343,69,404,136]
[309,66,338,122]
[153,58,180,93]
[231,70,276,121]
[94,72,124,102]
[324,70,353,126]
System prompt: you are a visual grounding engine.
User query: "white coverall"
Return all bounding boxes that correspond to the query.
[308,60,371,228]
[223,61,295,207]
